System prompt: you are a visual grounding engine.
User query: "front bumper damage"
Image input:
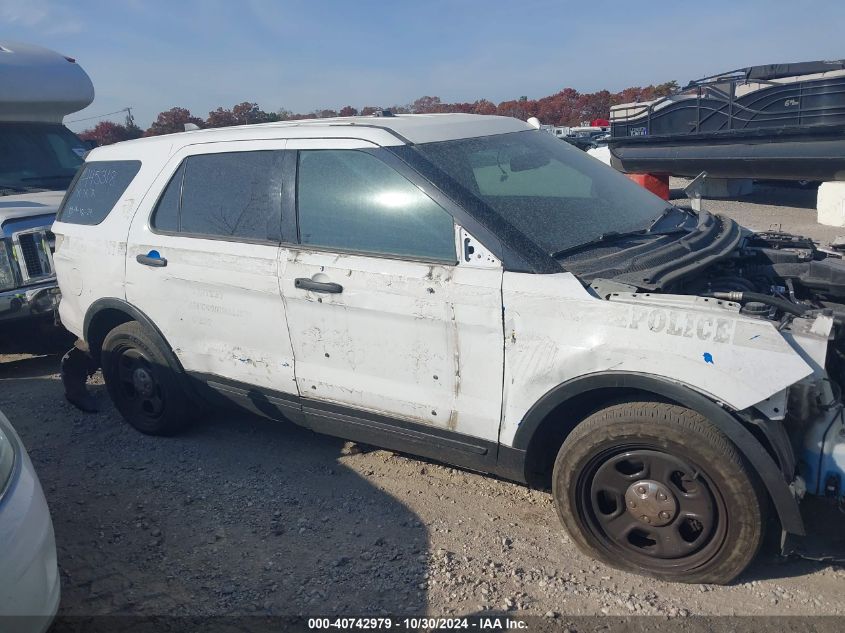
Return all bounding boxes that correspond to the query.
[0,283,60,324]
[778,314,845,505]
[802,405,845,502]
[758,313,845,556]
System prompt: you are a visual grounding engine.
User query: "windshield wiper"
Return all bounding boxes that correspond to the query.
[551,206,690,260]
[551,229,648,259]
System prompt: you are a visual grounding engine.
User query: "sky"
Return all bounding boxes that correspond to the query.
[2,0,844,132]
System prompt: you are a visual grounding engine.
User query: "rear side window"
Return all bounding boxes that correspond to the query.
[152,151,284,242]
[58,160,141,225]
[297,150,456,261]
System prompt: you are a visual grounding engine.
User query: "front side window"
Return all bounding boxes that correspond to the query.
[152,151,284,242]
[57,160,141,225]
[297,150,455,262]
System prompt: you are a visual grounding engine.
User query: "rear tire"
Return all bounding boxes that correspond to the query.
[552,401,766,584]
[101,321,191,435]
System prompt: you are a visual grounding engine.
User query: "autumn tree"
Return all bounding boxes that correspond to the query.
[206,107,239,128]
[471,99,497,115]
[136,78,680,134]
[145,107,204,136]
[78,121,135,146]
[411,96,443,113]
[232,102,273,125]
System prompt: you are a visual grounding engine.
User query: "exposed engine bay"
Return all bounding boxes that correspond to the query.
[559,208,845,392]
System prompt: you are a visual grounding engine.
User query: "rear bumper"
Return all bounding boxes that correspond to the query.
[0,283,60,324]
[0,414,60,632]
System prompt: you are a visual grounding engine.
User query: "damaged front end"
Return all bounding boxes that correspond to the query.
[560,209,845,516]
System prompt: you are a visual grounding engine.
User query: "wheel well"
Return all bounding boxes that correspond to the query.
[523,387,669,489]
[521,387,786,491]
[85,308,134,363]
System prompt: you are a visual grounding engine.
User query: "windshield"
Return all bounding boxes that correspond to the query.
[0,123,86,194]
[413,130,671,255]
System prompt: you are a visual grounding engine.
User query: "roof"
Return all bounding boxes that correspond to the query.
[745,60,845,81]
[0,40,94,123]
[89,113,532,160]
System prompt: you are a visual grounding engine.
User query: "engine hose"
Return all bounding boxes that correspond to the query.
[705,291,809,316]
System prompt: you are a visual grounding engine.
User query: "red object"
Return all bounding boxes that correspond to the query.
[591,118,610,127]
[626,173,669,200]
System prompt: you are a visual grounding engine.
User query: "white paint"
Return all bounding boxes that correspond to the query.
[0,191,64,226]
[457,226,501,269]
[586,145,612,166]
[499,272,813,446]
[122,140,297,393]
[281,248,504,439]
[0,411,60,626]
[0,40,94,123]
[817,181,845,227]
[54,114,832,458]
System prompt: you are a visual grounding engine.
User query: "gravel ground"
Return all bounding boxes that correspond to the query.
[2,186,845,620]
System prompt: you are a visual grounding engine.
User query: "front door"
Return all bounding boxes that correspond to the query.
[125,141,298,403]
[280,142,504,441]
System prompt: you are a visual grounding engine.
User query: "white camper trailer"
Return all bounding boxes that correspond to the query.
[0,41,93,329]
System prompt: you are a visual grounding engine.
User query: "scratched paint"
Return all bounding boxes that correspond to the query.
[499,271,815,448]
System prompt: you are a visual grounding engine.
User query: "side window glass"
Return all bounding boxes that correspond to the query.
[151,151,284,242]
[151,162,183,232]
[57,160,142,225]
[297,150,455,262]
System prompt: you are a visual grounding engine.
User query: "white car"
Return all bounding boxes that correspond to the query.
[52,113,845,584]
[0,410,60,632]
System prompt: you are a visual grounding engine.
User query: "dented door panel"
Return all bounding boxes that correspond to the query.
[281,249,504,441]
[123,141,297,394]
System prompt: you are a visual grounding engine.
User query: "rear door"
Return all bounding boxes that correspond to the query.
[125,141,298,410]
[280,140,504,442]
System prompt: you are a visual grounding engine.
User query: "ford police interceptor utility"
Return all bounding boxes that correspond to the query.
[51,113,845,584]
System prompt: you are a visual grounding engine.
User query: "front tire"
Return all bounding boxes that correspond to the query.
[101,321,191,435]
[552,401,766,584]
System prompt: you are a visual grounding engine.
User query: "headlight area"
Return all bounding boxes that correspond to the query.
[0,415,18,500]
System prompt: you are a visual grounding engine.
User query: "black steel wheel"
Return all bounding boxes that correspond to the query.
[553,401,766,584]
[101,321,190,435]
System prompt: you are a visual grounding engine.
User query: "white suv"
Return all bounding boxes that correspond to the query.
[52,113,845,584]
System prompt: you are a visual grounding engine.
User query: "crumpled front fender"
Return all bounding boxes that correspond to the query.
[500,272,813,447]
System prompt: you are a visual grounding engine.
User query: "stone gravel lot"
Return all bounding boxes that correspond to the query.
[2,182,845,620]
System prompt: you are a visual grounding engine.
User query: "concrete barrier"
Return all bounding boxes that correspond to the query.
[818,181,845,227]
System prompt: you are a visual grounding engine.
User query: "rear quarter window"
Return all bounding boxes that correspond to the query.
[57,160,142,225]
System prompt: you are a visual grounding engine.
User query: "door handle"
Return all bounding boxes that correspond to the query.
[294,278,343,294]
[136,251,167,267]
